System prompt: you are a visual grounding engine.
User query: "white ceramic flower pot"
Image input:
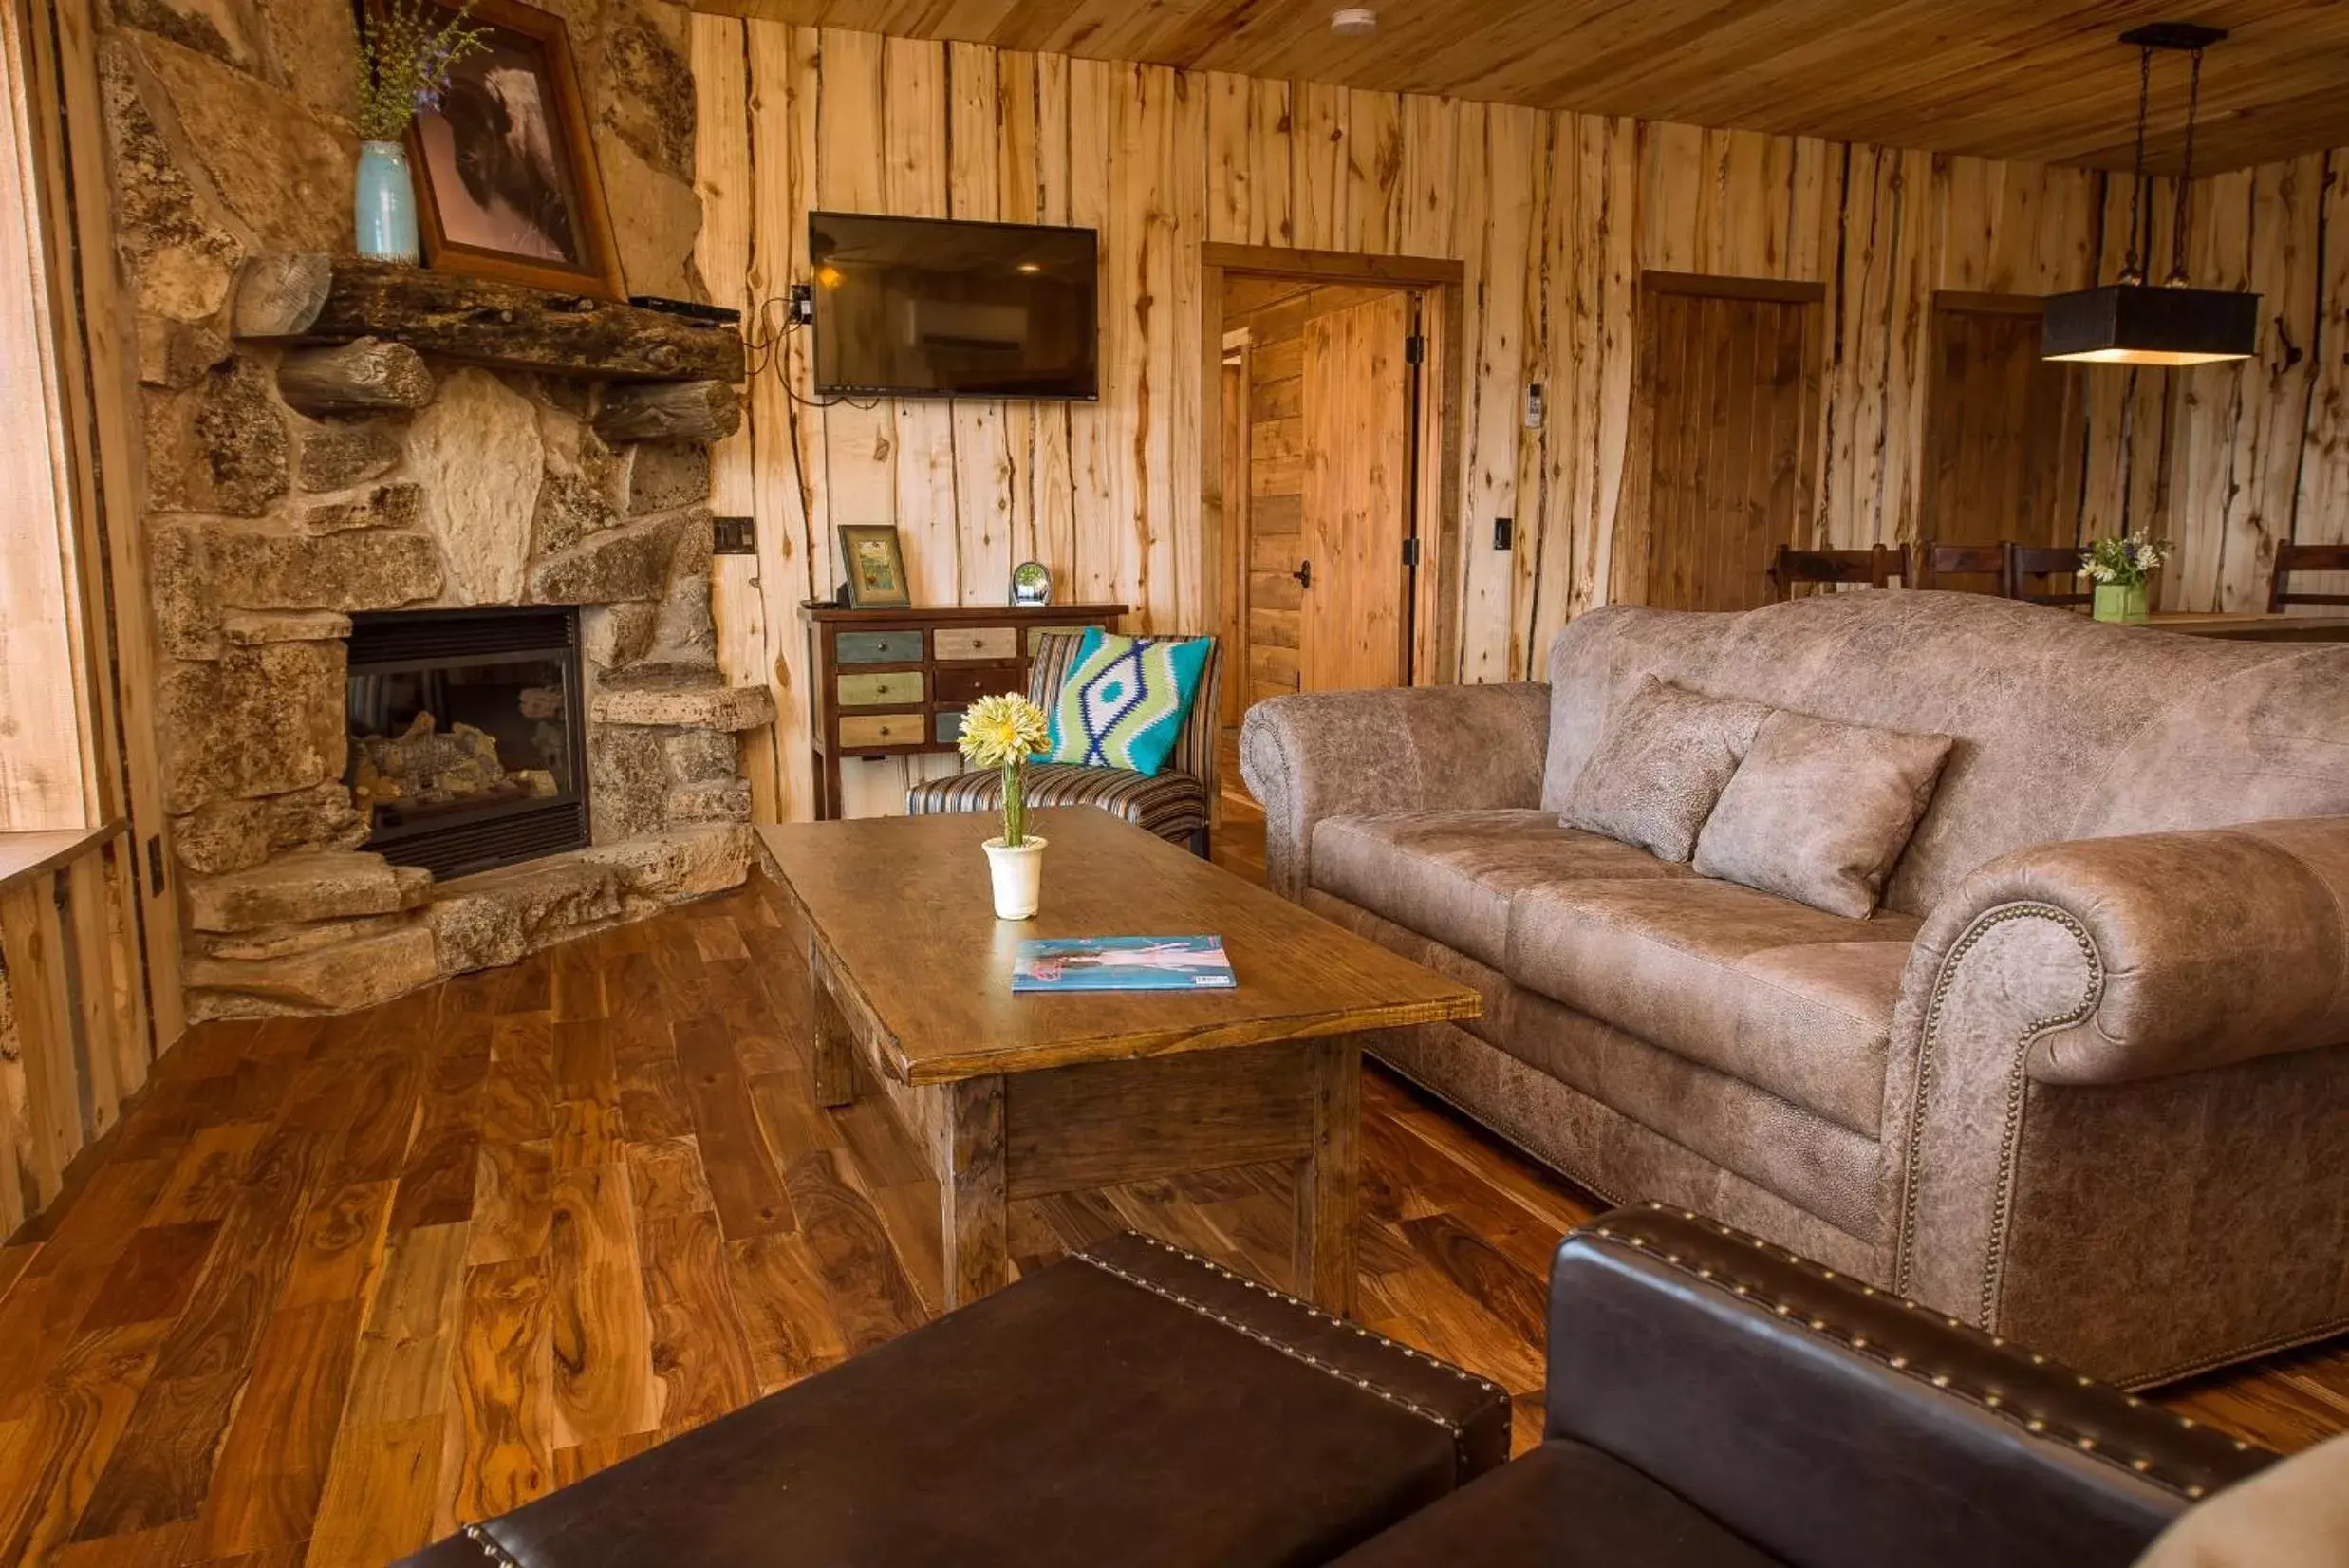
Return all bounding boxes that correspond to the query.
[982,835,1048,920]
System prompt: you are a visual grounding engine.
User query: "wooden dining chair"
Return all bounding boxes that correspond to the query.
[2269,542,2349,610]
[1915,542,2007,592]
[2005,544,2094,607]
[1768,544,1909,601]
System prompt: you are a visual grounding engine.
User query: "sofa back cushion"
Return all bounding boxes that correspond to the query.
[1542,592,2349,917]
[1692,710,1952,917]
[1560,677,1771,861]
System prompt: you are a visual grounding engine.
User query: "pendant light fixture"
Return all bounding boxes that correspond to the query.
[2042,22,2258,366]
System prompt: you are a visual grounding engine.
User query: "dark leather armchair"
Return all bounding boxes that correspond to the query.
[1334,1204,2275,1568]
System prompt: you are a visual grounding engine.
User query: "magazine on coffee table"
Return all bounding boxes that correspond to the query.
[1011,935,1238,993]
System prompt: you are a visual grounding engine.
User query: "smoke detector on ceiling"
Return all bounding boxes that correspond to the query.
[1331,8,1377,38]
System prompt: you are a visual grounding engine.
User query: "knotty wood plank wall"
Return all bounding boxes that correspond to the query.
[0,827,153,1233]
[2148,149,2349,613]
[693,20,2339,822]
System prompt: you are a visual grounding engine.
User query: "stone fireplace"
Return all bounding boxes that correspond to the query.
[346,607,591,880]
[157,264,773,1021]
[87,0,745,1021]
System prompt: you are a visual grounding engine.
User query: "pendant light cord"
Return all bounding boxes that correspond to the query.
[2122,44,2152,284]
[2168,47,2206,285]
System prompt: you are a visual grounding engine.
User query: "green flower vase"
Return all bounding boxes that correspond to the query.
[2092,581,2149,625]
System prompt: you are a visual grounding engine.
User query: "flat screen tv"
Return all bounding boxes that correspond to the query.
[809,212,1099,399]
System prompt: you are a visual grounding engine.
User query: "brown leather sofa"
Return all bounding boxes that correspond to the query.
[1241,590,2349,1385]
[1333,1204,2275,1568]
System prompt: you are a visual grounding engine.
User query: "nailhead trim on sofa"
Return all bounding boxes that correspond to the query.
[1600,1201,2251,1500]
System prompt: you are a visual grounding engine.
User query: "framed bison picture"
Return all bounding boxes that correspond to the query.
[399,0,624,298]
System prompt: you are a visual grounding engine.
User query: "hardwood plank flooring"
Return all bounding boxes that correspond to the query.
[1,825,2342,1566]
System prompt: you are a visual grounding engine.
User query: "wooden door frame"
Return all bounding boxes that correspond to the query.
[1200,242,1466,692]
[1216,339,1250,729]
[12,0,183,1045]
[1611,270,1827,607]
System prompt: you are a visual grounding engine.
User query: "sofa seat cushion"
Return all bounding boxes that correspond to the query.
[1506,878,1920,1135]
[1311,811,1694,970]
[1302,888,1515,1050]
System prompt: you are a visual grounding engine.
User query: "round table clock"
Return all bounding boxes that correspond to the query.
[1011,560,1052,607]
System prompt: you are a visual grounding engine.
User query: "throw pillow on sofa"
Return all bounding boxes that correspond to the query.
[1041,628,1213,778]
[1691,709,1951,918]
[1561,676,1772,861]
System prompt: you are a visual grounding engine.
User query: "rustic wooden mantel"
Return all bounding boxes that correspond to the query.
[230,253,746,383]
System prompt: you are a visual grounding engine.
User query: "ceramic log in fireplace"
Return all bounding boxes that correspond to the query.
[346,607,590,880]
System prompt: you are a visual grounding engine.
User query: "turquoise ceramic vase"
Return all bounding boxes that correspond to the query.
[354,140,419,265]
[2092,580,2149,625]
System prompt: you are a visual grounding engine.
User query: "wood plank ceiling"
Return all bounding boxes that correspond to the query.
[688,0,2349,173]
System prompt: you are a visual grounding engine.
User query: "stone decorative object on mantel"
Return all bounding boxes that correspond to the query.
[153,247,766,1021]
[233,253,744,383]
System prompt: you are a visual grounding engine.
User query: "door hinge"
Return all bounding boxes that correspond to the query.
[146,835,166,897]
[1404,334,1425,365]
[1402,537,1421,568]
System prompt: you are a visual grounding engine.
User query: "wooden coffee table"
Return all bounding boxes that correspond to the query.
[756,808,1482,1314]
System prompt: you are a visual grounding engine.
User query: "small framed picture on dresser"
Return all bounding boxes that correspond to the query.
[838,525,912,608]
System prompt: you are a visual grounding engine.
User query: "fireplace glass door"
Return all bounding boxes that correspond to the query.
[345,607,590,879]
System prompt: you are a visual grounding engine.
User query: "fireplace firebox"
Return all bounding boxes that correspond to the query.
[345,607,590,880]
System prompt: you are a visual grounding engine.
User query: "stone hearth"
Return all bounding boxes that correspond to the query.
[158,326,767,1021]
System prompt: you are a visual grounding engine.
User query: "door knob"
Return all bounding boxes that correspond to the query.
[1292,559,1313,589]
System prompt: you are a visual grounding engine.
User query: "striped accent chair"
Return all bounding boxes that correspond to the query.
[904,633,1221,855]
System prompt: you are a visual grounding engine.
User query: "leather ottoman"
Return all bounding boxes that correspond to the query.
[398,1231,1511,1568]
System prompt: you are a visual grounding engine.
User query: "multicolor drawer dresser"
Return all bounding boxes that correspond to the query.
[802,603,1128,819]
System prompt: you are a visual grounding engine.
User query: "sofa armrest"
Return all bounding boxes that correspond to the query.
[1239,683,1550,899]
[1547,1204,2270,1568]
[1903,817,2349,1088]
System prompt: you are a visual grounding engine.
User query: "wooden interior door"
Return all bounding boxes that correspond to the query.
[1298,291,1414,690]
[1922,293,2088,571]
[1622,275,1822,611]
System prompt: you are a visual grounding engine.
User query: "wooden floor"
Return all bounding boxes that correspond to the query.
[3,820,2345,1567]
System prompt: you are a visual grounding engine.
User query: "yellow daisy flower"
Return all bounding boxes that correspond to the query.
[958,693,1050,771]
[958,693,1052,846]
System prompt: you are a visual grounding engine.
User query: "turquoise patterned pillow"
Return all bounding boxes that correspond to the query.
[1042,629,1212,778]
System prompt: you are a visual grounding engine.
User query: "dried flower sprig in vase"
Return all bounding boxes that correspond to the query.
[351,0,490,263]
[2080,531,2170,625]
[957,693,1053,919]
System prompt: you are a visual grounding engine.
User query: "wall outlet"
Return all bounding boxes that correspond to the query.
[713,515,755,554]
[1494,516,1514,551]
[1524,384,1545,429]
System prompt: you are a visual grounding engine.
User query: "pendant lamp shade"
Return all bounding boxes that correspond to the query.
[2044,23,2256,367]
[2042,283,2259,365]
